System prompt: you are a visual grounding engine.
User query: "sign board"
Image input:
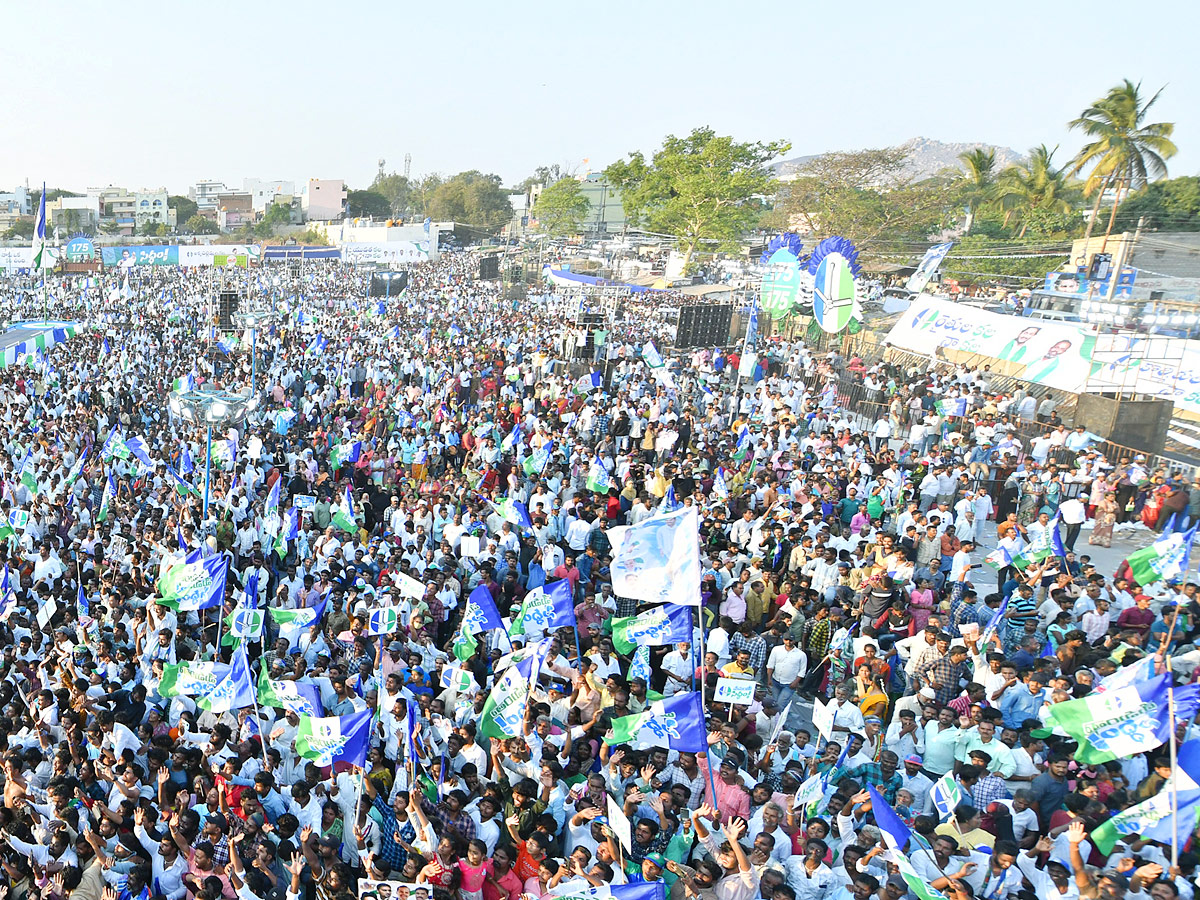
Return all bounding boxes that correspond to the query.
[714,677,756,706]
[459,535,481,559]
[606,792,632,851]
[811,697,834,740]
[392,570,427,599]
[293,494,317,511]
[37,598,57,629]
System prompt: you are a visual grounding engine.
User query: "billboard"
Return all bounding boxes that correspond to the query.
[905,242,954,294]
[0,247,59,269]
[101,245,178,267]
[177,244,262,267]
[340,242,430,265]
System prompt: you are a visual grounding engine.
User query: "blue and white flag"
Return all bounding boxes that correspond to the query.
[31,183,47,268]
[573,371,603,395]
[197,645,256,713]
[642,341,664,369]
[612,604,693,654]
[512,578,576,637]
[629,645,651,684]
[713,467,729,500]
[180,446,194,475]
[930,772,963,821]
[296,709,373,767]
[604,692,707,752]
[867,785,913,851]
[978,595,1009,648]
[157,554,228,612]
[462,584,505,635]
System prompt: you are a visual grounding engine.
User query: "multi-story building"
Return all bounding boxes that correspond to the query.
[134,189,175,229]
[243,178,297,213]
[301,178,347,222]
[216,192,255,231]
[0,185,32,217]
[190,180,228,211]
[49,196,101,232]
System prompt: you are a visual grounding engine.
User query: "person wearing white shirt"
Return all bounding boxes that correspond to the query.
[660,643,694,697]
[885,710,925,760]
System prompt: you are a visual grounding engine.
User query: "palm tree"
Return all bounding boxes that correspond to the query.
[994,145,1074,237]
[957,147,996,234]
[1069,80,1177,248]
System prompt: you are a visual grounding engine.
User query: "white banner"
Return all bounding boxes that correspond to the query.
[340,242,430,265]
[607,507,701,606]
[177,244,262,266]
[0,247,58,269]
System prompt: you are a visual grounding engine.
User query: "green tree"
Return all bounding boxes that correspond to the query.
[139,221,168,237]
[428,171,513,227]
[292,228,330,246]
[185,214,219,235]
[170,195,198,223]
[606,127,789,269]
[1111,176,1200,231]
[781,147,957,247]
[347,189,391,218]
[532,179,590,236]
[407,174,444,220]
[370,172,410,217]
[3,220,34,239]
[261,204,293,228]
[956,148,997,234]
[994,145,1076,237]
[518,164,566,192]
[1069,79,1178,246]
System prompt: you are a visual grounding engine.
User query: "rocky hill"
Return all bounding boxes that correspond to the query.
[773,137,1024,182]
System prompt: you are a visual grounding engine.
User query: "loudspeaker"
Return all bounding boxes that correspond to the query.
[370,271,409,297]
[218,291,239,330]
[479,256,500,280]
[675,304,733,349]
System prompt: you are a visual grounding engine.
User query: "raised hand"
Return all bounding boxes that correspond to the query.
[299,825,313,844]
[722,816,747,843]
[1066,820,1086,845]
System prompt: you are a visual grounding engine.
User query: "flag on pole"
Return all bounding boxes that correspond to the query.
[573,371,603,395]
[0,567,19,619]
[523,441,553,477]
[642,341,664,369]
[1039,673,1200,764]
[263,477,281,530]
[197,645,256,713]
[1090,739,1200,853]
[295,710,374,767]
[257,668,324,717]
[713,467,729,500]
[511,579,576,637]
[65,450,88,487]
[978,595,1009,648]
[732,425,751,462]
[156,555,228,611]
[331,486,357,533]
[611,604,693,654]
[1127,523,1200,586]
[274,508,299,559]
[222,603,265,646]
[586,456,615,494]
[629,645,651,684]
[330,441,362,471]
[490,498,533,529]
[604,693,707,752]
[31,183,47,269]
[930,772,962,821]
[365,606,403,636]
[480,652,546,739]
[159,660,232,698]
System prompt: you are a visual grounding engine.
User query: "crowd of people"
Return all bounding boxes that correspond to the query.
[0,249,1196,900]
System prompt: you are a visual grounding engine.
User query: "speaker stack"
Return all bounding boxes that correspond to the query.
[218,291,240,330]
[675,304,733,349]
[479,256,500,279]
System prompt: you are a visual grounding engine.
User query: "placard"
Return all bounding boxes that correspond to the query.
[811,696,834,740]
[459,535,481,559]
[37,598,57,629]
[959,622,979,641]
[392,570,427,599]
[293,494,317,511]
[713,677,756,705]
[358,882,426,900]
[606,792,632,851]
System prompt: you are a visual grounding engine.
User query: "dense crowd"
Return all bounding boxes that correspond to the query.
[0,250,1196,900]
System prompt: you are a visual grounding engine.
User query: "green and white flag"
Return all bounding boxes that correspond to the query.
[585,457,614,494]
[17,451,38,496]
[1127,523,1198,587]
[158,660,230,698]
[222,603,265,646]
[894,855,948,900]
[97,473,116,523]
[31,183,47,269]
[295,710,372,767]
[480,657,536,739]
[331,486,357,533]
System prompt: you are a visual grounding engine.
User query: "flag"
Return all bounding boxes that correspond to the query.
[101,337,111,356]
[0,567,19,619]
[159,661,232,698]
[65,450,88,487]
[611,604,693,654]
[481,653,545,739]
[100,427,123,459]
[213,438,237,471]
[305,334,328,356]
[331,486,357,533]
[984,545,1012,570]
[894,855,949,900]
[713,467,729,500]
[166,466,198,497]
[244,570,260,608]
[732,425,751,462]
[453,584,504,660]
[586,456,615,494]
[629,645,651,684]
[264,477,281,529]
[439,664,476,693]
[197,645,255,713]
[31,183,46,269]
[223,603,265,646]
[867,786,912,851]
[1009,517,1061,569]
[608,507,702,607]
[274,508,299,559]
[491,498,533,529]
[660,485,681,513]
[935,398,969,417]
[511,579,576,637]
[172,374,196,394]
[1041,673,1200,764]
[523,442,553,477]
[365,606,403,636]
[1090,739,1200,853]
[501,425,521,453]
[76,582,88,618]
[931,772,962,821]
[295,710,374,767]
[1128,523,1200,586]
[258,668,324,717]
[270,598,328,648]
[642,341,664,369]
[156,555,228,611]
[573,371,602,395]
[978,595,1009,648]
[604,692,707,752]
[330,441,361,471]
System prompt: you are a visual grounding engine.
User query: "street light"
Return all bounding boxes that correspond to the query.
[232,309,275,391]
[169,385,260,521]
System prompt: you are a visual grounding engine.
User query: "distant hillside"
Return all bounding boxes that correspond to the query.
[773,137,1024,182]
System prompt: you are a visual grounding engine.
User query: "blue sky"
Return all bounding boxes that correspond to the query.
[8,0,1196,195]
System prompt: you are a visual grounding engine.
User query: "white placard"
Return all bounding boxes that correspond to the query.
[738,353,758,378]
[606,792,632,851]
[293,494,317,511]
[811,697,834,740]
[459,535,481,559]
[959,622,979,641]
[392,570,427,599]
[714,677,756,705]
[768,702,792,747]
[37,599,57,629]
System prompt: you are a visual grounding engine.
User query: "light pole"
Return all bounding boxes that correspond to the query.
[168,386,260,522]
[232,309,274,391]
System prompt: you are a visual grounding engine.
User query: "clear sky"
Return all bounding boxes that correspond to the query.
[7,0,1197,196]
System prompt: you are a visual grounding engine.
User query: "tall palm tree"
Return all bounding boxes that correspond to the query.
[995,145,1073,237]
[957,147,996,234]
[1069,80,1177,248]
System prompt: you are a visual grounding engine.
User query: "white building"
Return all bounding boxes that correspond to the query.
[190,180,228,211]
[0,185,31,217]
[243,178,297,213]
[134,189,175,228]
[301,178,347,222]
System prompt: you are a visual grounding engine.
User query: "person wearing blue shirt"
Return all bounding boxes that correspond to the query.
[1148,605,1181,655]
[997,669,1044,730]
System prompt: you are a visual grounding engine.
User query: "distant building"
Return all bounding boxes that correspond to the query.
[134,189,175,229]
[244,178,297,213]
[216,192,255,231]
[0,185,31,217]
[301,179,347,222]
[1070,231,1200,303]
[49,196,101,232]
[190,180,228,211]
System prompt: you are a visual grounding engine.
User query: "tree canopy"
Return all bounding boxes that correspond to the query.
[532,179,591,236]
[428,171,513,227]
[347,189,392,219]
[605,127,789,268]
[170,195,198,223]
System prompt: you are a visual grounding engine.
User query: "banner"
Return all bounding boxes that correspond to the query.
[884,296,1098,390]
[905,242,954,294]
[101,245,179,267]
[760,247,802,320]
[340,242,430,265]
[0,247,59,269]
[608,507,701,606]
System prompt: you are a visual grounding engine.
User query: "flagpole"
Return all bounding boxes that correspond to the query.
[249,662,270,772]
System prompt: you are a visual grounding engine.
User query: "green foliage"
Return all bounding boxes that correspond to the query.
[406,174,443,220]
[347,190,391,219]
[292,228,330,246]
[3,220,34,239]
[994,145,1078,237]
[518,164,566,193]
[1110,176,1200,232]
[941,232,1070,285]
[140,221,168,237]
[185,214,219,235]
[370,172,409,217]
[170,195,198,223]
[428,172,513,227]
[956,148,997,233]
[261,204,293,228]
[605,126,790,268]
[532,179,590,236]
[783,147,958,247]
